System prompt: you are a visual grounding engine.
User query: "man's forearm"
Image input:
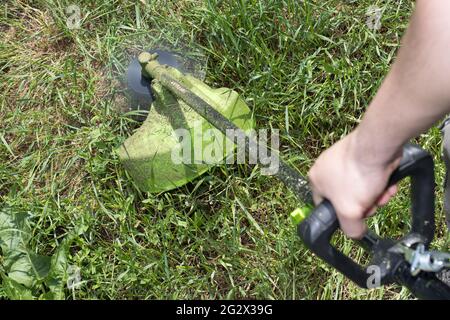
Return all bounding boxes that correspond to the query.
[354,0,450,165]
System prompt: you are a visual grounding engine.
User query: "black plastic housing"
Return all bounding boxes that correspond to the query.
[298,143,436,288]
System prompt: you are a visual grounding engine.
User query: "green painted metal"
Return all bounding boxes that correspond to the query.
[118,61,255,193]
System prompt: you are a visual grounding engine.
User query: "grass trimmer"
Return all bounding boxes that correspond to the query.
[120,51,450,299]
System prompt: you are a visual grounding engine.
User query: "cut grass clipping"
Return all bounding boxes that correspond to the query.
[0,0,448,299]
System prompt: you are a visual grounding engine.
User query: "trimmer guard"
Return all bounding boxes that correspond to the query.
[118,66,255,193]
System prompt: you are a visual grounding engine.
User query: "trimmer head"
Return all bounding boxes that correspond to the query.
[119,52,255,193]
[126,49,186,110]
[126,49,206,112]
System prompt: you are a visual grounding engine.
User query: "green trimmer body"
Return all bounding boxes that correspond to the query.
[118,59,255,193]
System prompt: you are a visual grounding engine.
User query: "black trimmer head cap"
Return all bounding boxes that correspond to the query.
[126,49,190,112]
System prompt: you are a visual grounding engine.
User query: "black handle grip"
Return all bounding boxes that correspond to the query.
[297,143,435,288]
[387,144,435,243]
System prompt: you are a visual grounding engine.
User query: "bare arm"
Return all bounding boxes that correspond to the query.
[356,0,450,166]
[308,0,450,238]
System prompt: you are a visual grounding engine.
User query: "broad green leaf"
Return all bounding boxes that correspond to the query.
[7,252,51,287]
[0,210,31,253]
[0,207,74,299]
[45,235,76,300]
[0,208,51,287]
[1,273,34,300]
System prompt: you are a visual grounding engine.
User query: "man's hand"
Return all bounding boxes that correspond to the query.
[308,130,401,239]
[307,0,450,239]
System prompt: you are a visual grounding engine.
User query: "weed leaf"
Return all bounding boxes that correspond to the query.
[0,207,73,299]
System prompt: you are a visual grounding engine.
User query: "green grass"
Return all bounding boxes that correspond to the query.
[0,0,448,299]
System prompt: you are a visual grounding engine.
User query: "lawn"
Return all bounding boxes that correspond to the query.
[0,0,448,299]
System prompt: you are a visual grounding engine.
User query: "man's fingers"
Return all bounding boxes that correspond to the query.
[337,214,368,239]
[376,184,398,206]
[310,186,324,205]
[387,184,398,196]
[310,181,398,240]
[365,206,377,217]
[376,192,391,207]
[341,184,398,238]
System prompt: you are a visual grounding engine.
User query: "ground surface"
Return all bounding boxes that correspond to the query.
[0,0,448,299]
